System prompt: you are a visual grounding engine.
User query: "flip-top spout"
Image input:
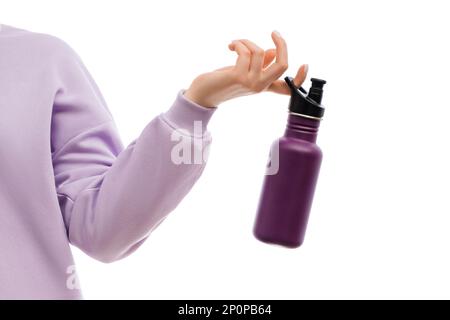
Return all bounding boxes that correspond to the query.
[284,76,327,120]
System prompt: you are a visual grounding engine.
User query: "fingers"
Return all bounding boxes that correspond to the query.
[214,47,274,73]
[263,49,276,69]
[267,80,290,95]
[227,32,290,93]
[229,40,251,74]
[267,64,309,95]
[261,31,288,85]
[237,39,265,74]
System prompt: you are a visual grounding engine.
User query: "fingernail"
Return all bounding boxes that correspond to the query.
[304,64,309,74]
[273,30,282,38]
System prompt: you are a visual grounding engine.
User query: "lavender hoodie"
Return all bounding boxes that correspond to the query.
[0,24,216,299]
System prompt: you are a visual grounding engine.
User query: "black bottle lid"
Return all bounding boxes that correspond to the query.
[285,76,327,119]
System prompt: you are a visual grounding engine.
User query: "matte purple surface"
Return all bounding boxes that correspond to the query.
[254,114,323,248]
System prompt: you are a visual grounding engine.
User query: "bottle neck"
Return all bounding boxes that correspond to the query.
[285,113,320,143]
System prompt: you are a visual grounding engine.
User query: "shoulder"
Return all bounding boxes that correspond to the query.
[0,24,80,63]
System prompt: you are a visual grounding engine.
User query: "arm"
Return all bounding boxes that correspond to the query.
[52,30,306,263]
[52,45,216,263]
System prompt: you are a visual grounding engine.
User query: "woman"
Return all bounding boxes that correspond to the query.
[0,24,308,299]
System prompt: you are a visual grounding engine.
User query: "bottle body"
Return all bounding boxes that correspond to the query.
[254,114,323,248]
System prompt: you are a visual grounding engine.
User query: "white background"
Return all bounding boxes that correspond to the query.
[1,0,450,299]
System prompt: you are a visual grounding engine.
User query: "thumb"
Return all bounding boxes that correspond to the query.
[266,64,309,95]
[293,64,308,87]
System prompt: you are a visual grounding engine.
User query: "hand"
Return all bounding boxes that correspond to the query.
[184,30,308,108]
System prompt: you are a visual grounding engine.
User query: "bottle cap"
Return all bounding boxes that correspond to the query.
[285,76,327,120]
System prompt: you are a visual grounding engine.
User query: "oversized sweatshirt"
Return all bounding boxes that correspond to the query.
[0,24,216,299]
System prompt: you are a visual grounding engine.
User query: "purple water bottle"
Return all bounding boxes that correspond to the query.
[253,76,327,248]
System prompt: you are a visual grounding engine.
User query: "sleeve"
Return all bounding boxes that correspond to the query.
[51,43,217,263]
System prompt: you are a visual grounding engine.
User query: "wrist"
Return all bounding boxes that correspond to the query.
[163,89,217,135]
[184,88,218,109]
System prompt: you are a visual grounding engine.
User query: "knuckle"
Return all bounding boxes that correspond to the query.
[279,62,289,71]
[241,49,251,57]
[273,64,287,75]
[250,82,265,93]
